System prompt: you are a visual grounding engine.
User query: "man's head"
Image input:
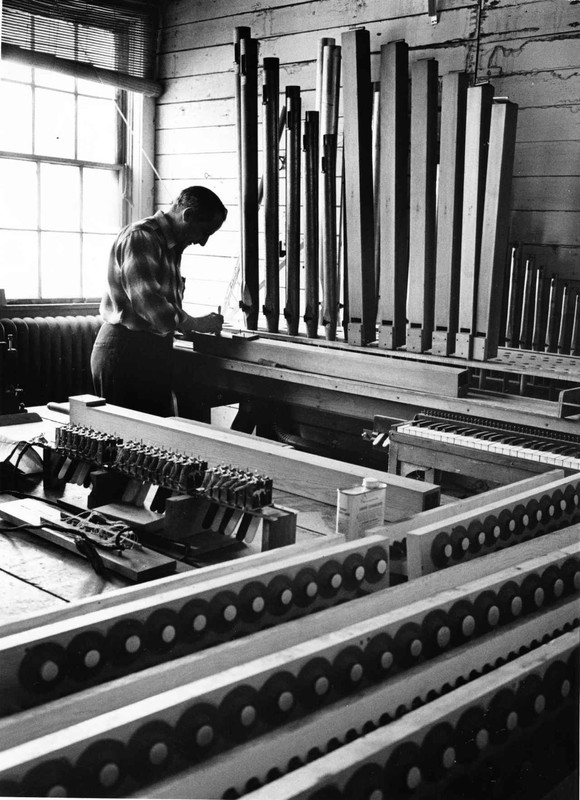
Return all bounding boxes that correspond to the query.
[168,186,228,249]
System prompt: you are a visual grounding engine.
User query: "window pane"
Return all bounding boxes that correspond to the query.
[0,230,39,297]
[83,233,114,298]
[1,61,32,82]
[34,88,75,158]
[77,78,116,99]
[40,164,80,230]
[83,169,120,232]
[40,231,81,297]
[78,96,117,163]
[0,160,37,229]
[0,82,33,153]
[34,68,74,92]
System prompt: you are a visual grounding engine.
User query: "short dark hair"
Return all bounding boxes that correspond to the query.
[171,186,228,223]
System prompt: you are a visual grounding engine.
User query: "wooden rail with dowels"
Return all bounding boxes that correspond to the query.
[0,531,577,798]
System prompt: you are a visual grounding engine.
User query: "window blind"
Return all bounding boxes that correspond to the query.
[1,1,162,91]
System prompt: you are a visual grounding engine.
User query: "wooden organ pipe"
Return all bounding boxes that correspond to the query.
[531,266,546,352]
[319,42,341,340]
[372,81,381,314]
[238,32,260,330]
[303,110,320,338]
[570,291,580,356]
[234,25,251,251]
[545,274,559,353]
[557,283,570,355]
[377,40,409,351]
[284,86,302,336]
[455,82,495,358]
[262,57,280,333]
[406,58,438,354]
[472,99,518,361]
[504,245,520,347]
[341,27,376,346]
[432,72,469,356]
[519,259,535,350]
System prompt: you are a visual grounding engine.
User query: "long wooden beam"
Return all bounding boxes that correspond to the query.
[341,28,376,346]
[432,72,469,356]
[192,332,469,398]
[473,99,519,361]
[68,397,440,513]
[406,58,439,353]
[377,41,409,351]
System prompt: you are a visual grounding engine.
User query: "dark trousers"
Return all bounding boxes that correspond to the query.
[90,322,174,417]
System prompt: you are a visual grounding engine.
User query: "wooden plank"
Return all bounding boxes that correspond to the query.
[69,397,440,513]
[478,0,580,39]
[455,83,495,358]
[511,211,580,247]
[341,28,376,346]
[515,106,580,143]
[377,41,409,350]
[432,71,469,355]
[161,1,478,53]
[219,632,578,800]
[162,0,476,29]
[473,99,519,360]
[513,176,580,212]
[513,141,580,177]
[0,571,66,623]
[406,58,438,353]
[479,36,580,76]
[0,500,177,583]
[487,68,580,109]
[190,333,469,396]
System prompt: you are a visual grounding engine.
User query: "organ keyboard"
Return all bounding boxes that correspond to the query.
[387,411,580,484]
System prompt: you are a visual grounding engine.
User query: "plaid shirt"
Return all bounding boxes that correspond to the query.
[99,210,187,336]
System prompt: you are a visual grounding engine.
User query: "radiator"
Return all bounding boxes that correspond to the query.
[0,316,102,407]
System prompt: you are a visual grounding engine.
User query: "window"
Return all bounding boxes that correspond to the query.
[0,60,125,300]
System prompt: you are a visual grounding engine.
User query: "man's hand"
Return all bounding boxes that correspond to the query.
[182,312,224,335]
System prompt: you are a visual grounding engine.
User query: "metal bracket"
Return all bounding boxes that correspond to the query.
[428,0,438,24]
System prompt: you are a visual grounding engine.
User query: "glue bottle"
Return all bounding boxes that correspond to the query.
[336,477,387,541]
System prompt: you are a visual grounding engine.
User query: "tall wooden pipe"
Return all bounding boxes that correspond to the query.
[284,86,301,336]
[303,111,320,338]
[262,57,280,333]
[238,32,259,330]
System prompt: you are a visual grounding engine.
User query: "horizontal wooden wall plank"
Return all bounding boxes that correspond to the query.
[161,3,477,53]
[512,176,580,211]
[513,141,580,177]
[478,36,580,77]
[488,68,580,108]
[156,126,237,155]
[478,0,580,40]
[515,106,580,142]
[515,245,580,276]
[162,0,475,29]
[511,211,580,247]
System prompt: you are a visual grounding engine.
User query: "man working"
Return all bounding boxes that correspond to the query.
[91,185,227,416]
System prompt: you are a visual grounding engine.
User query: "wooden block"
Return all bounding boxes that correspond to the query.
[341,28,376,346]
[473,100,519,361]
[455,83,495,358]
[260,504,297,550]
[406,59,439,354]
[377,41,409,351]
[432,72,469,355]
[0,499,176,583]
